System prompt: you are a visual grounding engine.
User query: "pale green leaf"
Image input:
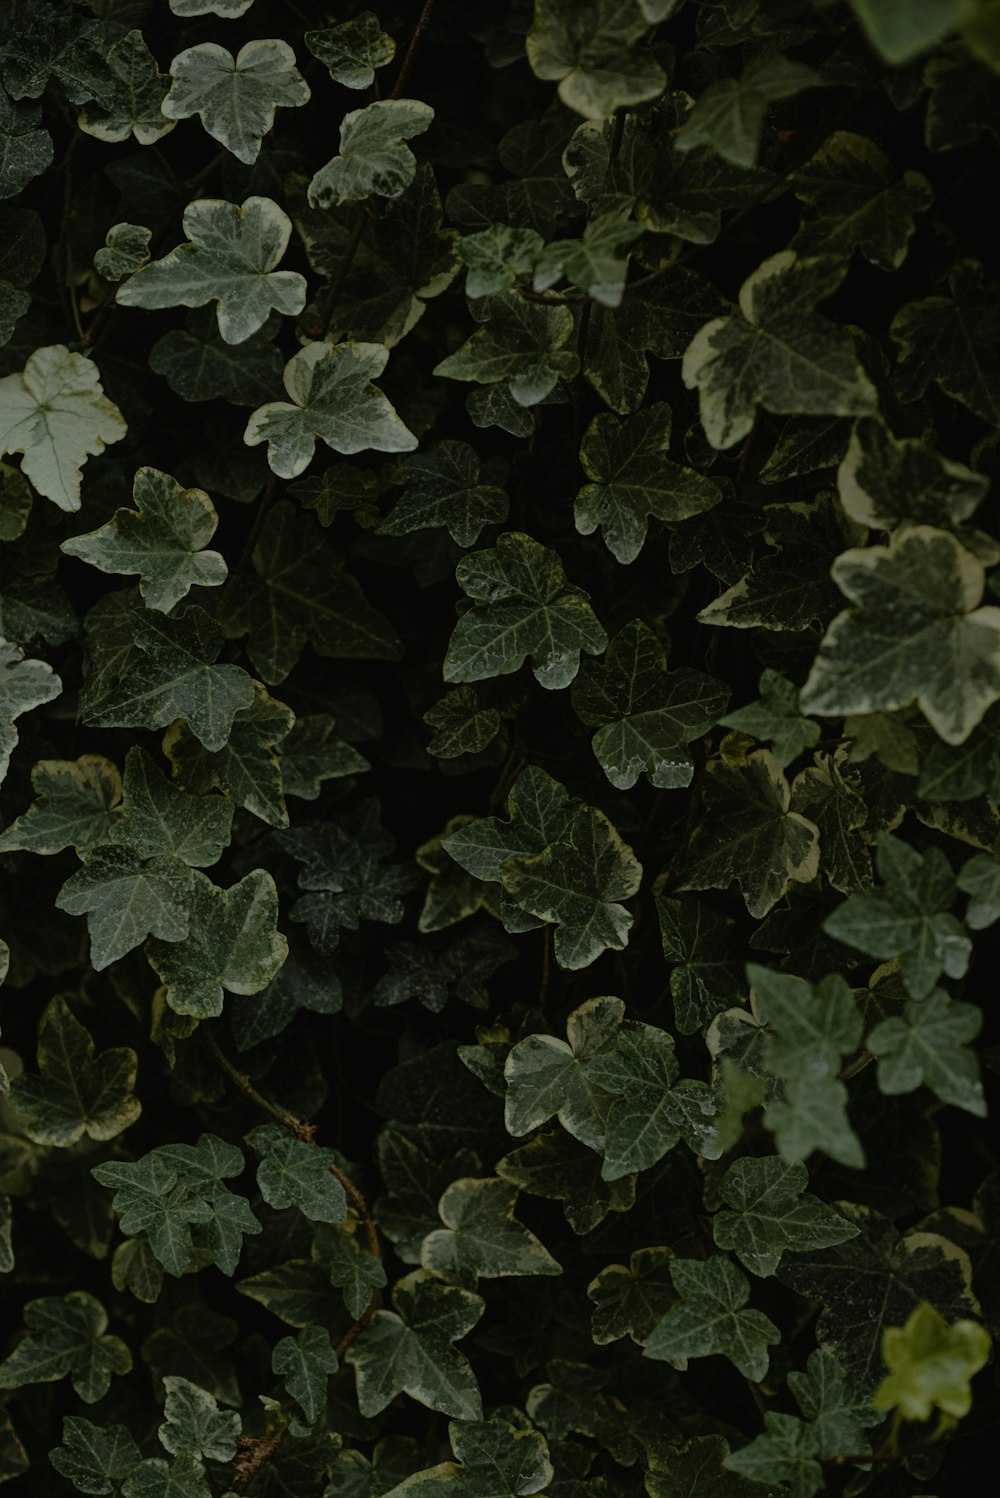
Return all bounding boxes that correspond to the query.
[308,99,434,208]
[503,995,624,1149]
[838,417,988,531]
[0,753,117,854]
[677,55,817,169]
[163,40,310,166]
[56,848,193,970]
[0,1291,131,1403]
[306,14,395,89]
[533,208,642,307]
[713,1157,859,1277]
[9,996,140,1147]
[868,991,985,1115]
[162,680,293,829]
[421,1177,561,1288]
[721,670,820,768]
[644,1257,780,1381]
[873,1301,991,1420]
[94,223,152,282]
[848,0,966,63]
[526,0,666,119]
[456,225,544,300]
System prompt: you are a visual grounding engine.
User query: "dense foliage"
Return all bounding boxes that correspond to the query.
[1,0,999,1493]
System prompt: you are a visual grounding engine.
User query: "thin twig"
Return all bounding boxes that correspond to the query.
[388,0,436,100]
[840,1050,876,1083]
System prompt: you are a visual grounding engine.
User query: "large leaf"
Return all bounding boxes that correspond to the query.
[157,1376,240,1461]
[792,131,933,271]
[56,848,193,970]
[305,15,396,90]
[434,293,579,407]
[712,1158,859,1278]
[891,259,1000,425]
[444,531,607,691]
[108,747,232,867]
[162,40,310,165]
[245,341,417,476]
[644,1257,780,1381]
[308,99,434,207]
[838,417,987,532]
[503,995,624,1150]
[682,253,877,450]
[0,1291,131,1403]
[0,754,121,854]
[801,525,1000,745]
[62,467,227,613]
[526,0,666,119]
[848,0,967,63]
[10,996,140,1148]
[0,346,126,511]
[77,30,175,147]
[676,55,816,169]
[49,1417,142,1496]
[873,1301,991,1421]
[420,1177,561,1287]
[571,620,729,789]
[116,198,306,345]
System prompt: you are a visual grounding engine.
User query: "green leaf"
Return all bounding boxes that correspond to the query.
[116,197,306,345]
[162,40,310,166]
[837,417,988,531]
[655,894,745,1034]
[456,225,544,300]
[789,1346,881,1455]
[533,208,643,307]
[163,680,293,829]
[56,848,193,970]
[94,222,152,283]
[823,834,971,999]
[677,55,816,169]
[290,463,379,526]
[680,750,820,919]
[0,204,44,346]
[9,996,140,1147]
[121,1454,212,1498]
[279,713,369,799]
[63,468,227,614]
[503,995,624,1149]
[0,345,126,511]
[957,850,1000,927]
[891,260,1000,425]
[77,30,175,147]
[374,929,516,1014]
[712,1157,859,1278]
[586,1023,719,1179]
[571,620,729,789]
[587,1246,676,1345]
[424,686,501,759]
[0,1290,131,1403]
[245,341,418,477]
[346,1269,484,1419]
[574,405,722,564]
[801,525,1000,746]
[283,800,418,952]
[379,1415,552,1498]
[497,1128,635,1235]
[306,14,395,89]
[873,1301,991,1420]
[109,747,233,867]
[0,752,119,854]
[644,1257,780,1381]
[49,1416,142,1496]
[526,0,666,120]
[420,1177,562,1287]
[158,1375,240,1461]
[434,293,579,407]
[792,131,933,270]
[149,308,284,407]
[867,991,985,1115]
[682,253,876,450]
[646,1436,771,1498]
[273,1325,339,1427]
[721,671,820,768]
[723,1413,822,1498]
[848,0,966,63]
[83,604,256,752]
[444,532,607,691]
[248,1122,347,1223]
[146,868,287,1018]
[380,441,508,547]
[308,99,434,207]
[315,1220,387,1317]
[789,751,872,894]
[0,83,53,199]
[218,499,401,682]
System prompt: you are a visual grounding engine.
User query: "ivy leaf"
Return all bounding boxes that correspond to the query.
[49,1416,142,1496]
[380,441,508,547]
[77,30,175,147]
[162,40,310,166]
[9,996,140,1148]
[456,225,544,300]
[308,100,434,207]
[680,750,820,919]
[644,1257,780,1381]
[867,991,985,1116]
[245,341,418,477]
[121,1455,212,1498]
[374,929,516,1014]
[0,346,127,511]
[503,995,624,1150]
[94,223,152,283]
[712,1158,859,1278]
[721,671,820,769]
[424,687,501,759]
[420,1177,561,1288]
[218,499,400,683]
[146,868,287,1018]
[957,851,1000,928]
[892,260,1000,426]
[586,1024,719,1179]
[574,404,722,564]
[0,203,44,345]
[346,1269,484,1420]
[800,526,1000,745]
[789,751,871,894]
[83,604,256,753]
[56,848,193,970]
[872,1302,991,1421]
[837,418,988,531]
[587,1246,676,1345]
[789,1346,881,1456]
[116,197,306,345]
[149,309,284,408]
[305,15,395,90]
[647,1436,771,1498]
[434,293,579,407]
[315,1221,387,1317]
[0,641,61,785]
[722,1413,821,1498]
[107,747,232,867]
[169,0,255,14]
[272,1325,339,1428]
[158,1376,240,1461]
[163,681,293,829]
[379,1416,552,1498]
[526,0,666,120]
[247,1122,347,1223]
[0,84,53,199]
[682,253,876,450]
[444,531,607,691]
[282,800,418,951]
[497,1128,635,1236]
[571,620,728,790]
[677,55,816,169]
[848,0,967,64]
[533,209,643,307]
[656,894,745,1034]
[791,131,933,271]
[62,467,227,614]
[0,1291,131,1404]
[823,834,971,999]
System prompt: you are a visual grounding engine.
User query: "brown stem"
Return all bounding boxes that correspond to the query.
[389,0,436,100]
[538,925,553,1011]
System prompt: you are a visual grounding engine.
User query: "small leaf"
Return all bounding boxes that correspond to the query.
[713,1157,859,1278]
[49,1416,142,1496]
[892,259,1000,426]
[434,293,579,407]
[0,84,53,199]
[587,1246,677,1345]
[0,1291,131,1403]
[10,996,140,1147]
[77,30,175,146]
[867,991,985,1116]
[456,225,544,300]
[306,14,396,90]
[121,1454,212,1498]
[503,995,624,1150]
[0,753,120,854]
[308,99,434,207]
[873,1301,991,1421]
[162,40,310,166]
[56,848,193,970]
[656,894,745,1034]
[272,1325,338,1428]
[792,131,933,271]
[163,681,293,828]
[644,1257,780,1381]
[677,54,816,169]
[526,0,666,120]
[158,1376,240,1461]
[94,223,152,282]
[420,1177,562,1287]
[116,198,306,345]
[378,1415,552,1498]
[248,1122,347,1223]
[0,346,126,511]
[721,670,820,768]
[380,441,508,547]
